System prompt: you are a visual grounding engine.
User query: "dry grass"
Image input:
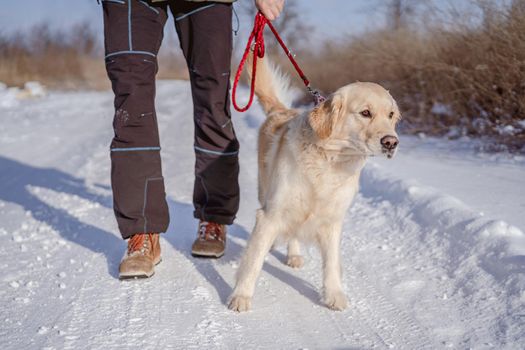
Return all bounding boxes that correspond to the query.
[0,23,188,90]
[288,1,525,152]
[0,24,100,89]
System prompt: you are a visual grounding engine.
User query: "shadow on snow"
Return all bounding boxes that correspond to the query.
[0,155,321,304]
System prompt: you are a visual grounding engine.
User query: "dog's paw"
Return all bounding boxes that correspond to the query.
[286,255,304,269]
[323,290,348,311]
[228,295,252,312]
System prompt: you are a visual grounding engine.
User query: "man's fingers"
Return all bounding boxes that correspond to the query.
[272,8,281,19]
[262,10,275,21]
[277,0,284,13]
[261,6,277,20]
[255,0,284,21]
[263,7,280,21]
[268,9,279,20]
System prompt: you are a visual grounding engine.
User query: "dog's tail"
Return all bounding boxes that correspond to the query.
[245,52,294,114]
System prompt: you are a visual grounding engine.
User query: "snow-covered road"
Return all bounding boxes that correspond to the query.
[1,81,524,349]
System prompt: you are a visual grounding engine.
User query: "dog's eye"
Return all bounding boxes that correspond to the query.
[389,111,394,119]
[360,110,371,118]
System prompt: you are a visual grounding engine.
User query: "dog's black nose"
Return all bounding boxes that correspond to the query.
[380,135,398,150]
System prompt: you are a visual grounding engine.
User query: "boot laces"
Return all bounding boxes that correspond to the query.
[198,221,224,242]
[128,233,153,255]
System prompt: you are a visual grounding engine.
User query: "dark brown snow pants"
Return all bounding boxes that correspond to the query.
[103,0,239,239]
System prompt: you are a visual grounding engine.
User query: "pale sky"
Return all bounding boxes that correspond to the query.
[0,0,373,39]
[0,0,473,49]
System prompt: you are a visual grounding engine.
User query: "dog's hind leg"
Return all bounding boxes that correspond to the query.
[229,209,281,312]
[317,223,348,311]
[286,238,304,268]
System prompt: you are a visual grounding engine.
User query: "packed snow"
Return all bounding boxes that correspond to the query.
[0,81,524,349]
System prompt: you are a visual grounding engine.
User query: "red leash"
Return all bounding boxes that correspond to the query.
[232,12,325,113]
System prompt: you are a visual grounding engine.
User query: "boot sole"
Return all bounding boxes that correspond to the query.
[191,250,224,259]
[119,271,155,280]
[119,257,162,280]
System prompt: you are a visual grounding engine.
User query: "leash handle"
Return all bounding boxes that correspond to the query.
[232,12,325,113]
[232,13,266,112]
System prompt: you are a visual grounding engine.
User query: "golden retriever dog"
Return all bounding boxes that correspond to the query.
[229,55,401,312]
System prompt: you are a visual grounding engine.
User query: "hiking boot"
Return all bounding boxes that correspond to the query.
[119,233,161,279]
[191,221,226,258]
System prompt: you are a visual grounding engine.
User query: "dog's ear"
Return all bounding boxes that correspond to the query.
[308,93,345,139]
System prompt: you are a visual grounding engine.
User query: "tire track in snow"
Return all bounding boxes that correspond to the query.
[347,266,434,349]
[121,282,150,348]
[251,221,432,349]
[145,237,242,349]
[340,197,435,349]
[62,255,102,350]
[296,243,433,349]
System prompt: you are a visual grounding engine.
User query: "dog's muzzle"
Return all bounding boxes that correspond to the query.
[380,135,399,158]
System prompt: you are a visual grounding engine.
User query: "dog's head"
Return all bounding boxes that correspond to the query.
[309,82,401,159]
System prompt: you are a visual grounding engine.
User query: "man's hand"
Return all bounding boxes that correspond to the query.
[255,0,284,21]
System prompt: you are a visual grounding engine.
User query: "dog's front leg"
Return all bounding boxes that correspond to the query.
[318,224,348,311]
[229,210,279,312]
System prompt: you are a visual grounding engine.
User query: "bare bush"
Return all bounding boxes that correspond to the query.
[0,23,104,89]
[295,1,525,152]
[0,22,188,90]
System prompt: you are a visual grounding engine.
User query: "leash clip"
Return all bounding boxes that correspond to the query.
[307,86,326,106]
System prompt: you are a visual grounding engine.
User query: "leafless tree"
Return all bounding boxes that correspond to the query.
[386,0,417,30]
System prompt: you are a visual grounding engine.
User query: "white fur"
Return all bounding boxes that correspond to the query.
[264,60,297,109]
[229,56,400,312]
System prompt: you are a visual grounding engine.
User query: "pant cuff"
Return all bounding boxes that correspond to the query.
[120,225,168,240]
[193,211,235,225]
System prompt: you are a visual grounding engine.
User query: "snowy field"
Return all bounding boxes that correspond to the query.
[1,81,524,349]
